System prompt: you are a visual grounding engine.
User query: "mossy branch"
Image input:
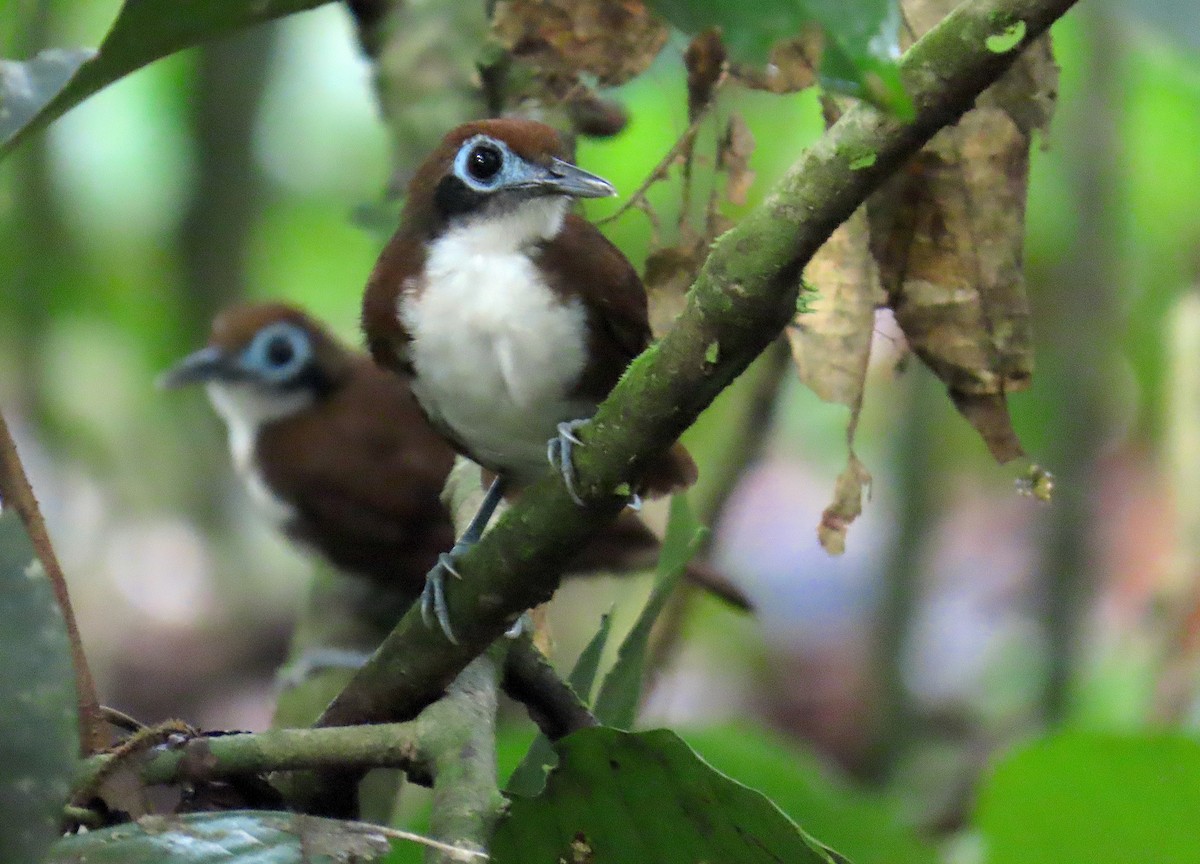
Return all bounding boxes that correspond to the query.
[74,721,429,791]
[318,0,1080,729]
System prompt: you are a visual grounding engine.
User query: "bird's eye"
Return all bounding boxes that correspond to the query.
[265,335,295,367]
[467,144,503,181]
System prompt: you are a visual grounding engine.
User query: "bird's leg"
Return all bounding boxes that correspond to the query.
[546,418,589,506]
[420,475,508,643]
[547,418,642,510]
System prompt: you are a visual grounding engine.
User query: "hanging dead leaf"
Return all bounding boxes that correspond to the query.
[818,454,872,556]
[791,209,881,407]
[790,208,883,553]
[871,107,1034,394]
[491,0,669,87]
[948,391,1024,463]
[868,0,1057,464]
[718,114,756,206]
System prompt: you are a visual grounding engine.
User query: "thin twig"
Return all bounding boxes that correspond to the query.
[0,409,104,755]
[369,824,489,861]
[595,74,726,228]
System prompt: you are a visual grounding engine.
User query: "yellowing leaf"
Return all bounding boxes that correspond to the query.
[818,455,872,556]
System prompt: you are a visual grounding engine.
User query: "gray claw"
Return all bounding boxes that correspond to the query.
[548,419,589,506]
[420,554,461,644]
[504,612,533,639]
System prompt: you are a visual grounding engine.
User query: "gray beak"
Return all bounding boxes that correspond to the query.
[543,158,617,199]
[157,346,230,390]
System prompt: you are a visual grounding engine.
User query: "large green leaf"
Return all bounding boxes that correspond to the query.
[0,510,78,864]
[683,727,937,864]
[0,0,331,158]
[47,810,404,863]
[592,495,705,728]
[975,732,1200,864]
[646,0,911,115]
[506,611,613,797]
[492,727,848,864]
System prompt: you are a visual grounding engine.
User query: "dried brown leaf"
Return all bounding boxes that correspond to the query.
[791,209,882,553]
[871,107,1034,398]
[718,114,756,206]
[684,28,726,120]
[492,0,669,87]
[949,391,1025,463]
[870,1,1057,464]
[818,454,872,556]
[791,208,881,408]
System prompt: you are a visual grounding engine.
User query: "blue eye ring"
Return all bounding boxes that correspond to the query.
[452,135,527,192]
[244,321,311,383]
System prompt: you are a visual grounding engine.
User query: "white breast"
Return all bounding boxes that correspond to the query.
[401,198,592,481]
[205,383,310,531]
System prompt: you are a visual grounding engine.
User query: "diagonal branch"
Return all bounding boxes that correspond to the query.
[318,0,1080,730]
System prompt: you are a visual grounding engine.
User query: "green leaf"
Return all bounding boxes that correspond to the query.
[492,727,849,864]
[47,810,401,863]
[0,48,95,147]
[592,496,705,728]
[645,0,911,115]
[507,612,613,797]
[0,0,331,158]
[975,732,1200,864]
[567,609,613,702]
[0,510,78,864]
[683,726,937,864]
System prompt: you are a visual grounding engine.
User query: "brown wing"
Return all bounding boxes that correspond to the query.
[536,213,696,496]
[257,359,455,601]
[536,213,652,405]
[361,231,426,376]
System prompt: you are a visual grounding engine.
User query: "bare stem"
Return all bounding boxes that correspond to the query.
[0,410,103,755]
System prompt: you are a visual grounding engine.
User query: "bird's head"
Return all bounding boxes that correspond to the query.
[160,303,351,426]
[404,118,617,235]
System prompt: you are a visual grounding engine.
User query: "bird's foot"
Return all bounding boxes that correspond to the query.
[419,476,508,645]
[420,541,472,645]
[546,418,589,506]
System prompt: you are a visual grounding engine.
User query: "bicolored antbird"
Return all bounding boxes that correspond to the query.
[160,302,456,602]
[362,118,700,639]
[162,302,746,623]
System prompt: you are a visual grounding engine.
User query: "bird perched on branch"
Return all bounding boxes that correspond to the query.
[162,302,745,627]
[361,118,699,640]
[160,303,456,604]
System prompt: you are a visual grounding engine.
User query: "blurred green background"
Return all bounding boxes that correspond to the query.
[2,1,1200,860]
